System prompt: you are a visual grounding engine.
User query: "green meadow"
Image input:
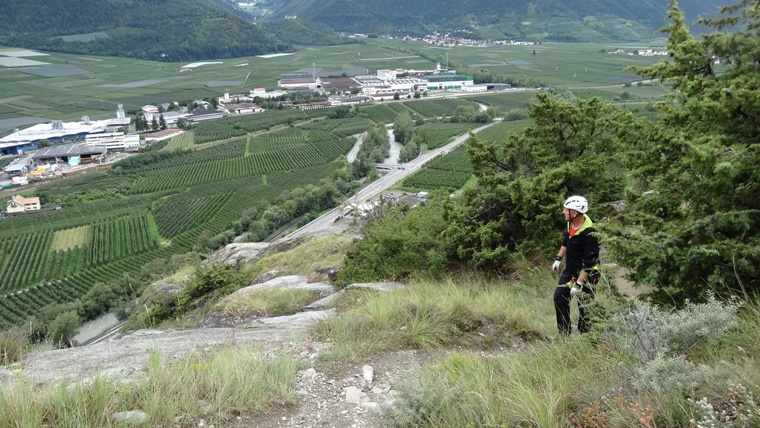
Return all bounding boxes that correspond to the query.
[0,41,666,132]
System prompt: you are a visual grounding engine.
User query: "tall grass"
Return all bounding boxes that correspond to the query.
[312,274,558,362]
[308,267,758,427]
[375,288,759,427]
[0,346,299,427]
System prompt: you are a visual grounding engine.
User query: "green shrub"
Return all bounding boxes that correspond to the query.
[339,197,449,284]
[607,295,740,363]
[48,311,80,348]
[176,264,247,312]
[0,327,29,365]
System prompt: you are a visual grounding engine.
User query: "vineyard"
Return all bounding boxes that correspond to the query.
[0,94,507,328]
[193,109,310,144]
[51,225,90,251]
[473,119,534,144]
[162,131,194,151]
[87,215,158,265]
[415,122,478,150]
[0,161,342,326]
[298,117,375,137]
[0,231,54,292]
[405,99,480,118]
[152,193,233,238]
[402,145,473,191]
[360,104,410,124]
[465,92,536,112]
[128,131,353,194]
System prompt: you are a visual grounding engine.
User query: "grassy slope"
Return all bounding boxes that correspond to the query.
[5,234,758,427]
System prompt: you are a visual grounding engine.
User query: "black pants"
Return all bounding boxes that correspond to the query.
[554,271,595,335]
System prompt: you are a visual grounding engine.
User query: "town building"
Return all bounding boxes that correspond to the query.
[6,194,40,214]
[423,74,475,91]
[223,103,263,115]
[0,105,130,155]
[144,129,184,144]
[32,143,107,165]
[186,109,226,122]
[328,95,371,106]
[2,157,32,177]
[85,132,140,151]
[278,77,320,90]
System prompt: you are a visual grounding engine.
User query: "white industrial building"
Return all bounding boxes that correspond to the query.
[85,132,140,150]
[0,105,131,154]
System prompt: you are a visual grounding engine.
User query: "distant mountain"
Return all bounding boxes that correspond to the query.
[0,0,290,61]
[270,0,726,41]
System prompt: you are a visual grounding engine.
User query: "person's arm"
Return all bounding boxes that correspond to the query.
[553,247,567,270]
[556,246,567,260]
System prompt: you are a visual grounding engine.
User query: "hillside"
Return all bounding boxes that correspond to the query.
[3,233,757,427]
[271,0,723,41]
[0,0,290,61]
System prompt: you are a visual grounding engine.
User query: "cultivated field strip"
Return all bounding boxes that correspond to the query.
[87,214,157,265]
[405,99,481,118]
[402,145,473,190]
[50,225,91,251]
[0,250,161,326]
[153,192,233,238]
[0,231,54,292]
[299,117,375,137]
[129,134,352,194]
[162,131,194,151]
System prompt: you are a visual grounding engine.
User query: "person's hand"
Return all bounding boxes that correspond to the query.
[552,260,561,272]
[570,283,583,297]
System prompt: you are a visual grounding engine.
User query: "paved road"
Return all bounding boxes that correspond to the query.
[287,121,497,238]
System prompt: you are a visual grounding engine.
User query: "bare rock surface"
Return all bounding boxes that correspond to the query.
[205,242,271,266]
[6,277,415,427]
[304,282,406,311]
[236,275,336,295]
[19,310,334,386]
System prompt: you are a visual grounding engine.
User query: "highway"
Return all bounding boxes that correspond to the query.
[287,121,497,239]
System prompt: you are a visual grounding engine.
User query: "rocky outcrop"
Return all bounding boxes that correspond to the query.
[205,235,311,267]
[9,279,406,387]
[204,242,271,266]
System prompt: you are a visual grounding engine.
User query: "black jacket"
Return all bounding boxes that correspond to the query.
[563,215,600,276]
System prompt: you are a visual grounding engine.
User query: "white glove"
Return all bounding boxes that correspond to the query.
[570,283,584,297]
[552,260,561,272]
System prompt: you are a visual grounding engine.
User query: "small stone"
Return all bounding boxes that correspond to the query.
[112,410,149,425]
[362,365,374,384]
[362,402,381,413]
[197,399,213,414]
[344,386,365,404]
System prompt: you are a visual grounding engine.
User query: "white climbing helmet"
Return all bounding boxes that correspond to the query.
[563,195,588,214]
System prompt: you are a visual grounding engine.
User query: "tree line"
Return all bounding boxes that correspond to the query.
[0,0,290,61]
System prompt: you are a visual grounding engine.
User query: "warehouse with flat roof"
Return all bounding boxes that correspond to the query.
[32,143,106,164]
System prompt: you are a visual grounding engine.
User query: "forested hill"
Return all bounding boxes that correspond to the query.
[272,0,722,41]
[0,0,290,61]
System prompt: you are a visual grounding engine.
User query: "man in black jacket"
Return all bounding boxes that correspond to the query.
[551,195,600,335]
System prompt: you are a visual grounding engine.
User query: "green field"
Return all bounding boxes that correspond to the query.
[0,43,442,133]
[0,41,665,134]
[0,129,350,325]
[401,119,533,191]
